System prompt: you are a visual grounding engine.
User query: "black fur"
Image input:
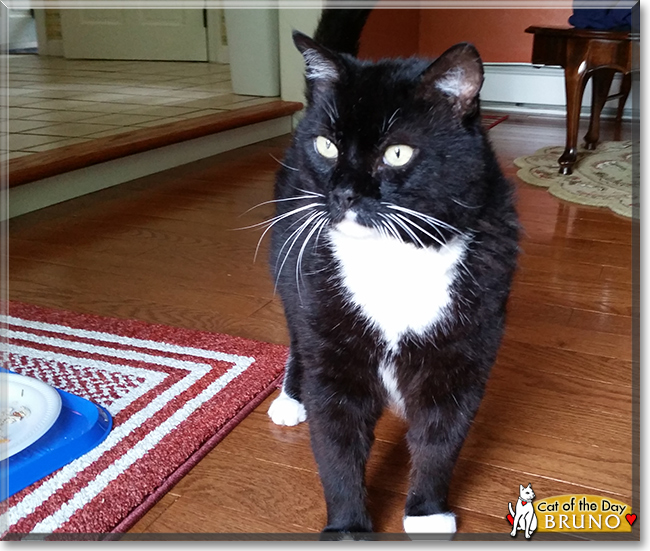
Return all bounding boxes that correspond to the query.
[313,8,372,57]
[268,12,519,536]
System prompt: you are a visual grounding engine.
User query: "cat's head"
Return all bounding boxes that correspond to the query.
[519,484,536,501]
[288,32,489,246]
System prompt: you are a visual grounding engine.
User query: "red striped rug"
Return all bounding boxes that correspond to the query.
[482,113,509,130]
[2,302,287,537]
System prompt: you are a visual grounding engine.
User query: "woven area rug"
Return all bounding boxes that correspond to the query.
[514,140,634,218]
[2,302,287,537]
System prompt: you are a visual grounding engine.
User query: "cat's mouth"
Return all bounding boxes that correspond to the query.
[333,211,377,239]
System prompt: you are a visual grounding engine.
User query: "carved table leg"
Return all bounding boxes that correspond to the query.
[584,68,616,150]
[559,61,589,175]
[614,72,632,141]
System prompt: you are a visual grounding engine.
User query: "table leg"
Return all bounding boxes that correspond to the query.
[614,72,632,141]
[559,62,589,175]
[584,69,616,150]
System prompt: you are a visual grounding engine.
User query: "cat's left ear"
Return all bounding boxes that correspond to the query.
[292,31,341,88]
[417,42,484,118]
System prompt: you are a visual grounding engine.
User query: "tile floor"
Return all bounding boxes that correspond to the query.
[3,54,278,163]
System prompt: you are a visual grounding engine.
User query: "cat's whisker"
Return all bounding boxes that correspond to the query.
[296,213,329,303]
[378,226,390,240]
[386,213,426,248]
[384,203,463,235]
[280,209,319,237]
[384,217,404,242]
[274,216,319,286]
[249,203,324,262]
[313,213,331,251]
[270,153,299,172]
[394,211,481,289]
[260,209,316,263]
[295,187,325,198]
[457,257,482,292]
[274,211,324,293]
[387,204,458,235]
[234,202,325,231]
[322,99,339,126]
[273,210,323,273]
[378,213,403,242]
[391,208,449,243]
[370,219,389,240]
[452,198,483,209]
[451,393,461,408]
[384,107,401,133]
[390,212,446,248]
[240,194,325,218]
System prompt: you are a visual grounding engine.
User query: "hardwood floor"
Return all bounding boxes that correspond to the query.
[7,113,637,539]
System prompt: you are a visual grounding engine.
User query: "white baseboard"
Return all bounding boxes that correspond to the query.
[480,101,633,122]
[8,117,292,220]
[482,62,632,118]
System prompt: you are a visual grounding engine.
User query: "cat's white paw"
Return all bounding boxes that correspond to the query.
[403,512,457,540]
[268,390,306,426]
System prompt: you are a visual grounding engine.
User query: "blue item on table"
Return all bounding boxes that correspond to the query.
[569,1,632,31]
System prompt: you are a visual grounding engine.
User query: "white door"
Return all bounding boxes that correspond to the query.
[60,9,208,61]
[7,9,37,50]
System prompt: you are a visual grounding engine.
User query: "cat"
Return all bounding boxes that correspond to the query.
[509,484,538,539]
[265,9,519,537]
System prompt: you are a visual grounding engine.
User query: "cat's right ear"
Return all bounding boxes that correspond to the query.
[292,31,341,90]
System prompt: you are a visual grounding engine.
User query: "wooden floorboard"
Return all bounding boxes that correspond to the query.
[7,114,636,538]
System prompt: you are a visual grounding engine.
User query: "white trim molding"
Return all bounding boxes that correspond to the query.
[8,117,292,220]
[481,62,632,118]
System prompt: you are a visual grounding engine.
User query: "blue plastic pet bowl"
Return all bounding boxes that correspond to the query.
[1,368,112,499]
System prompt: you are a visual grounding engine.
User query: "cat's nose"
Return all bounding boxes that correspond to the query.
[331,187,356,211]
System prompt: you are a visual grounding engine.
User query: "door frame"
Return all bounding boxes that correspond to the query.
[34,9,63,56]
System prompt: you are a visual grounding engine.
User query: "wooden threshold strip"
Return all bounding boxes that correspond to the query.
[7,100,303,188]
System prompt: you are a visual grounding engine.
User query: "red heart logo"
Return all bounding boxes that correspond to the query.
[506,513,514,526]
[522,501,527,505]
[626,514,637,526]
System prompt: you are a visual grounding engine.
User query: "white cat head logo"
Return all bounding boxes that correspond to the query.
[508,483,538,539]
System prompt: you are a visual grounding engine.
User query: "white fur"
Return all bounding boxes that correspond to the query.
[328,221,466,351]
[378,359,405,415]
[303,49,338,81]
[329,220,465,413]
[268,388,306,426]
[435,67,472,98]
[403,512,457,536]
[336,211,375,238]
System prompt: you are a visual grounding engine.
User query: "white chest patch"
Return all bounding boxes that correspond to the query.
[328,220,467,351]
[329,220,466,411]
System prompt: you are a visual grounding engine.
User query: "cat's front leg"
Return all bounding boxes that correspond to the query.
[305,381,383,537]
[268,351,307,426]
[402,395,478,537]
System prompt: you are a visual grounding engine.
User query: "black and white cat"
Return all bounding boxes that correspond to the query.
[266,10,519,537]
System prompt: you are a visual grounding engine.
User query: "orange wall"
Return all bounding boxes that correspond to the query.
[418,9,573,62]
[358,9,420,60]
[359,8,573,63]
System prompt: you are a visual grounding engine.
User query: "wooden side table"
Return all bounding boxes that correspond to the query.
[525,26,632,175]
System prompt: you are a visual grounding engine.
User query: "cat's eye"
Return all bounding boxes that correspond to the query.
[314,136,339,159]
[383,144,414,167]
